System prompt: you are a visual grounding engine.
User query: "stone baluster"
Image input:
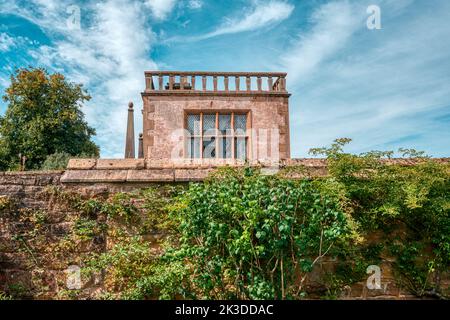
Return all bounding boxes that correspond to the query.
[246,76,251,92]
[268,76,273,91]
[257,76,262,91]
[280,76,286,91]
[202,75,207,91]
[273,78,279,91]
[224,76,229,92]
[145,76,153,91]
[158,75,163,90]
[191,75,196,90]
[169,75,174,90]
[235,76,240,92]
[213,76,218,91]
[180,75,186,89]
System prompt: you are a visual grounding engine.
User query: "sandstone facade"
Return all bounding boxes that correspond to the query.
[142,72,291,165]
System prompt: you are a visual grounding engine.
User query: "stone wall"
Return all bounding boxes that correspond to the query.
[0,171,65,299]
[1,160,448,299]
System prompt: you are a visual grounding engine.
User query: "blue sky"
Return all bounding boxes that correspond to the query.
[0,0,449,158]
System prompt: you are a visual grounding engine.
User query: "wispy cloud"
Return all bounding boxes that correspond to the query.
[282,0,450,156]
[168,0,294,42]
[0,32,15,51]
[281,1,363,83]
[145,0,178,20]
[188,0,203,10]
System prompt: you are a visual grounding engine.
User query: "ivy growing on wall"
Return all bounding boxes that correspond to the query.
[2,139,449,300]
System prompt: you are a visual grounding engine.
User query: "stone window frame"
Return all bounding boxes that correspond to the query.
[184,111,251,160]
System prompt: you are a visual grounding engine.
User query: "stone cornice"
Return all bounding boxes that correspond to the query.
[141,91,291,98]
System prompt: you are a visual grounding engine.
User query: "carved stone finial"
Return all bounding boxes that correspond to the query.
[128,101,134,110]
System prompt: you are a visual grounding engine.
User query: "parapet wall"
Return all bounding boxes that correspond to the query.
[61,158,330,184]
[61,157,450,184]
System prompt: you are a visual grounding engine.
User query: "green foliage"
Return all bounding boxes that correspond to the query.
[0,67,99,170]
[41,151,98,170]
[40,152,72,170]
[310,138,450,297]
[6,283,29,299]
[0,195,18,215]
[85,235,189,300]
[388,241,433,296]
[76,186,185,299]
[0,291,12,300]
[74,217,106,240]
[162,167,359,299]
[81,142,448,300]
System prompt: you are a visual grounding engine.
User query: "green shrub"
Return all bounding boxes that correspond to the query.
[162,167,359,299]
[40,152,71,170]
[41,151,98,170]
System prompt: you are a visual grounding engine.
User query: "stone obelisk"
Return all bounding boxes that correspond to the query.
[125,101,135,158]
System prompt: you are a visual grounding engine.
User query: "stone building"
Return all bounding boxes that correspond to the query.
[126,71,291,165]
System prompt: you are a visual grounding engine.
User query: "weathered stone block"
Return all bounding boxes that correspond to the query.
[145,159,174,169]
[126,169,174,182]
[67,158,97,170]
[96,159,145,170]
[60,170,128,183]
[174,169,212,181]
[0,185,24,197]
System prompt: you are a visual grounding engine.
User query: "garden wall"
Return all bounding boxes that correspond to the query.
[1,158,448,299]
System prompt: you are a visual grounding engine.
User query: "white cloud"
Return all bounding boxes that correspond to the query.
[0,32,15,51]
[145,0,177,20]
[169,0,294,42]
[212,0,293,35]
[0,74,9,88]
[188,0,202,10]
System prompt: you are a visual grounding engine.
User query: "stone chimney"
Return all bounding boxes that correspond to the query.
[125,101,135,158]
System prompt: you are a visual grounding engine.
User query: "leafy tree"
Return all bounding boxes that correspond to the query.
[0,67,99,170]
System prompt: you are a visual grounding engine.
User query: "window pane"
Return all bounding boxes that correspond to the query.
[234,114,247,134]
[203,137,216,158]
[218,136,232,158]
[187,137,201,158]
[187,114,200,135]
[235,137,247,160]
[203,114,216,135]
[219,114,231,134]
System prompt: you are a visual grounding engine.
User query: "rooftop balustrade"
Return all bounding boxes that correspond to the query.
[144,71,288,94]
